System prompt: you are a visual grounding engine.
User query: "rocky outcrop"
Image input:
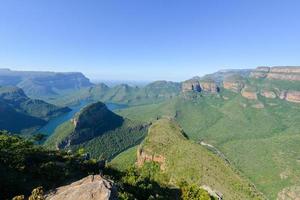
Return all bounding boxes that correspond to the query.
[45,175,117,200]
[241,86,257,100]
[277,186,300,200]
[285,91,300,103]
[200,81,220,93]
[182,78,219,93]
[136,147,166,170]
[222,75,245,93]
[250,66,300,81]
[260,90,277,99]
[182,79,202,92]
[223,81,244,93]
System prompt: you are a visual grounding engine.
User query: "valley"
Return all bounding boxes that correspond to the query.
[1,66,300,199]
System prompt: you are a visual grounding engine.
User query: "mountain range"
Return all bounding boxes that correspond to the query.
[1,66,300,199]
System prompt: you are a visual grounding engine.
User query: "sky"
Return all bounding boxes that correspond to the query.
[0,0,300,81]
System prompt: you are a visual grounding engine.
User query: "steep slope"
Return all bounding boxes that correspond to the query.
[0,86,70,134]
[0,132,98,200]
[45,102,147,159]
[46,80,182,107]
[0,68,93,97]
[113,119,264,199]
[223,66,300,103]
[117,91,300,199]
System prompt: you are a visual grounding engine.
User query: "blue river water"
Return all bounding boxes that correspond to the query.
[38,101,128,135]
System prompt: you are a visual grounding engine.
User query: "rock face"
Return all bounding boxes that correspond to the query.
[260,90,277,99]
[200,81,220,93]
[182,78,219,93]
[277,186,300,200]
[285,91,300,103]
[250,66,300,81]
[136,147,166,170]
[241,87,257,100]
[45,175,117,200]
[222,75,245,93]
[182,79,202,92]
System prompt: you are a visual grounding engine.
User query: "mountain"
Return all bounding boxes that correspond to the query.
[112,119,264,199]
[117,77,300,199]
[47,81,181,107]
[224,66,300,103]
[45,102,147,159]
[0,86,70,134]
[0,68,93,97]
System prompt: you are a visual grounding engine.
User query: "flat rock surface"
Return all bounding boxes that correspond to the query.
[45,175,116,200]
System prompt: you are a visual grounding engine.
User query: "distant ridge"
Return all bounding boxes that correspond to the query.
[0,68,93,97]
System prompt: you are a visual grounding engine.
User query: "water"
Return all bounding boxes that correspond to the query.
[38,101,128,136]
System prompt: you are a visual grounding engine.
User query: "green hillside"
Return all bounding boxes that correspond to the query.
[46,81,181,107]
[117,91,300,199]
[45,102,148,159]
[112,119,264,199]
[0,86,70,134]
[0,132,98,200]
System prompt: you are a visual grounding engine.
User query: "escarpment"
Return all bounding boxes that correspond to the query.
[182,78,220,93]
[221,69,300,103]
[222,75,244,93]
[241,86,257,100]
[136,148,166,170]
[250,66,300,81]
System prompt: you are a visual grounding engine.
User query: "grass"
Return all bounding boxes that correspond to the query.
[109,145,138,170]
[112,119,264,200]
[44,102,148,160]
[117,91,300,199]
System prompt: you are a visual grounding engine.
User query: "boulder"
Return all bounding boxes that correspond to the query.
[45,175,117,200]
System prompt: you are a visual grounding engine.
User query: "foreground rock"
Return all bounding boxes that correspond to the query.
[277,186,300,200]
[45,175,117,200]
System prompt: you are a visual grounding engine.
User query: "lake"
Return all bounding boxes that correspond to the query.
[38,101,128,135]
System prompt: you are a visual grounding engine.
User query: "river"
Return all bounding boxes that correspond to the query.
[38,101,128,135]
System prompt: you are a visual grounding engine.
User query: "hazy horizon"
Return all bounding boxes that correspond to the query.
[1,0,300,81]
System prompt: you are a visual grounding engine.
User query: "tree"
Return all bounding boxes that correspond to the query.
[180,181,211,200]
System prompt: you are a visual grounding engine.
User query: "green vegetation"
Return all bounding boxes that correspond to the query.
[45,102,148,160]
[110,146,138,171]
[46,81,181,107]
[1,131,216,200]
[0,86,70,134]
[0,131,98,200]
[117,90,300,199]
[112,119,264,200]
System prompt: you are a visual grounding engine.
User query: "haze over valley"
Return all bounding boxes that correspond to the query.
[1,1,300,199]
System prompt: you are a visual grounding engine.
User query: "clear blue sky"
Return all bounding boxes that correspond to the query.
[1,0,300,81]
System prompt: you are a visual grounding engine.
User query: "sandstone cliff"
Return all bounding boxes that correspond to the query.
[222,75,245,93]
[241,86,258,100]
[182,78,219,93]
[250,66,300,81]
[136,147,166,170]
[45,175,117,200]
